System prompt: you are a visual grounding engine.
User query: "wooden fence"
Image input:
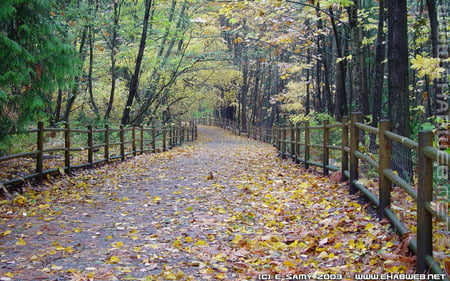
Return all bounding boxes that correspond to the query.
[199,114,449,279]
[1,121,197,189]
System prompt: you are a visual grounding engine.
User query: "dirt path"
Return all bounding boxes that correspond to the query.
[0,126,413,280]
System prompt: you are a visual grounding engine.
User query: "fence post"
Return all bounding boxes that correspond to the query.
[281,126,287,159]
[104,125,110,163]
[349,112,361,194]
[36,122,44,180]
[151,125,156,153]
[274,126,279,149]
[341,116,349,179]
[140,126,144,154]
[295,124,300,164]
[168,126,173,149]
[290,124,295,160]
[162,126,167,152]
[323,120,329,175]
[132,127,137,156]
[87,125,93,167]
[65,123,71,172]
[378,120,391,219]
[180,125,184,143]
[195,123,198,140]
[304,121,310,169]
[120,125,125,161]
[416,131,433,273]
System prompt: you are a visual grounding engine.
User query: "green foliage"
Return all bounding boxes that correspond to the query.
[0,0,79,144]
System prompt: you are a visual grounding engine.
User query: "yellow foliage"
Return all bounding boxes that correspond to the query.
[411,54,446,81]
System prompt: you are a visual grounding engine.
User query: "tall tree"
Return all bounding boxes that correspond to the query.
[121,0,154,125]
[0,0,78,140]
[387,0,410,136]
[104,0,124,121]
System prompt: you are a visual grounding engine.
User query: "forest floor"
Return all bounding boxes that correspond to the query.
[0,126,417,280]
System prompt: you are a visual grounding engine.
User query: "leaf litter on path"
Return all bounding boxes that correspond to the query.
[0,126,416,280]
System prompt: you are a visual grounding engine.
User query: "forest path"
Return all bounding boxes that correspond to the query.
[0,126,412,280]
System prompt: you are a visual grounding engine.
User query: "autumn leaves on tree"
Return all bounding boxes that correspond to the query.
[1,0,448,145]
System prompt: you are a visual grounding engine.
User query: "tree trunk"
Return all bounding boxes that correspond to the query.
[121,0,153,126]
[240,56,249,132]
[348,1,369,119]
[87,23,100,119]
[387,0,410,136]
[104,0,121,122]
[388,0,412,182]
[426,0,447,118]
[329,8,347,120]
[370,0,387,149]
[63,25,89,122]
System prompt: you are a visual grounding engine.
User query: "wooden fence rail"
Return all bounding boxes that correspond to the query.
[1,121,197,189]
[198,115,449,279]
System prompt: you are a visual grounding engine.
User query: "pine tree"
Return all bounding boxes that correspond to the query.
[0,0,79,142]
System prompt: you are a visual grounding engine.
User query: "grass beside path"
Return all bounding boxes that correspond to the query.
[0,126,414,280]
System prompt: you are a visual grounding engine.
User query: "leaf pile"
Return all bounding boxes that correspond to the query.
[0,126,417,280]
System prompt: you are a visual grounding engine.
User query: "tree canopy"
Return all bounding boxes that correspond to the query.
[0,0,448,148]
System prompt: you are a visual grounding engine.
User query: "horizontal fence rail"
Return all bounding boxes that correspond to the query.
[1,121,198,189]
[199,115,449,279]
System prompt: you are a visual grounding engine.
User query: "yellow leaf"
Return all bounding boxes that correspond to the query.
[152,196,162,203]
[231,234,242,244]
[2,230,11,236]
[108,256,121,264]
[185,236,193,243]
[13,195,27,205]
[5,272,14,277]
[356,241,366,250]
[36,231,43,235]
[283,260,296,267]
[16,237,26,246]
[288,240,299,248]
[55,246,65,251]
[365,223,375,230]
[176,270,184,278]
[213,253,226,262]
[216,273,227,279]
[73,228,82,233]
[348,239,355,249]
[64,246,75,253]
[173,239,182,248]
[194,240,208,246]
[30,255,40,261]
[111,241,124,248]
